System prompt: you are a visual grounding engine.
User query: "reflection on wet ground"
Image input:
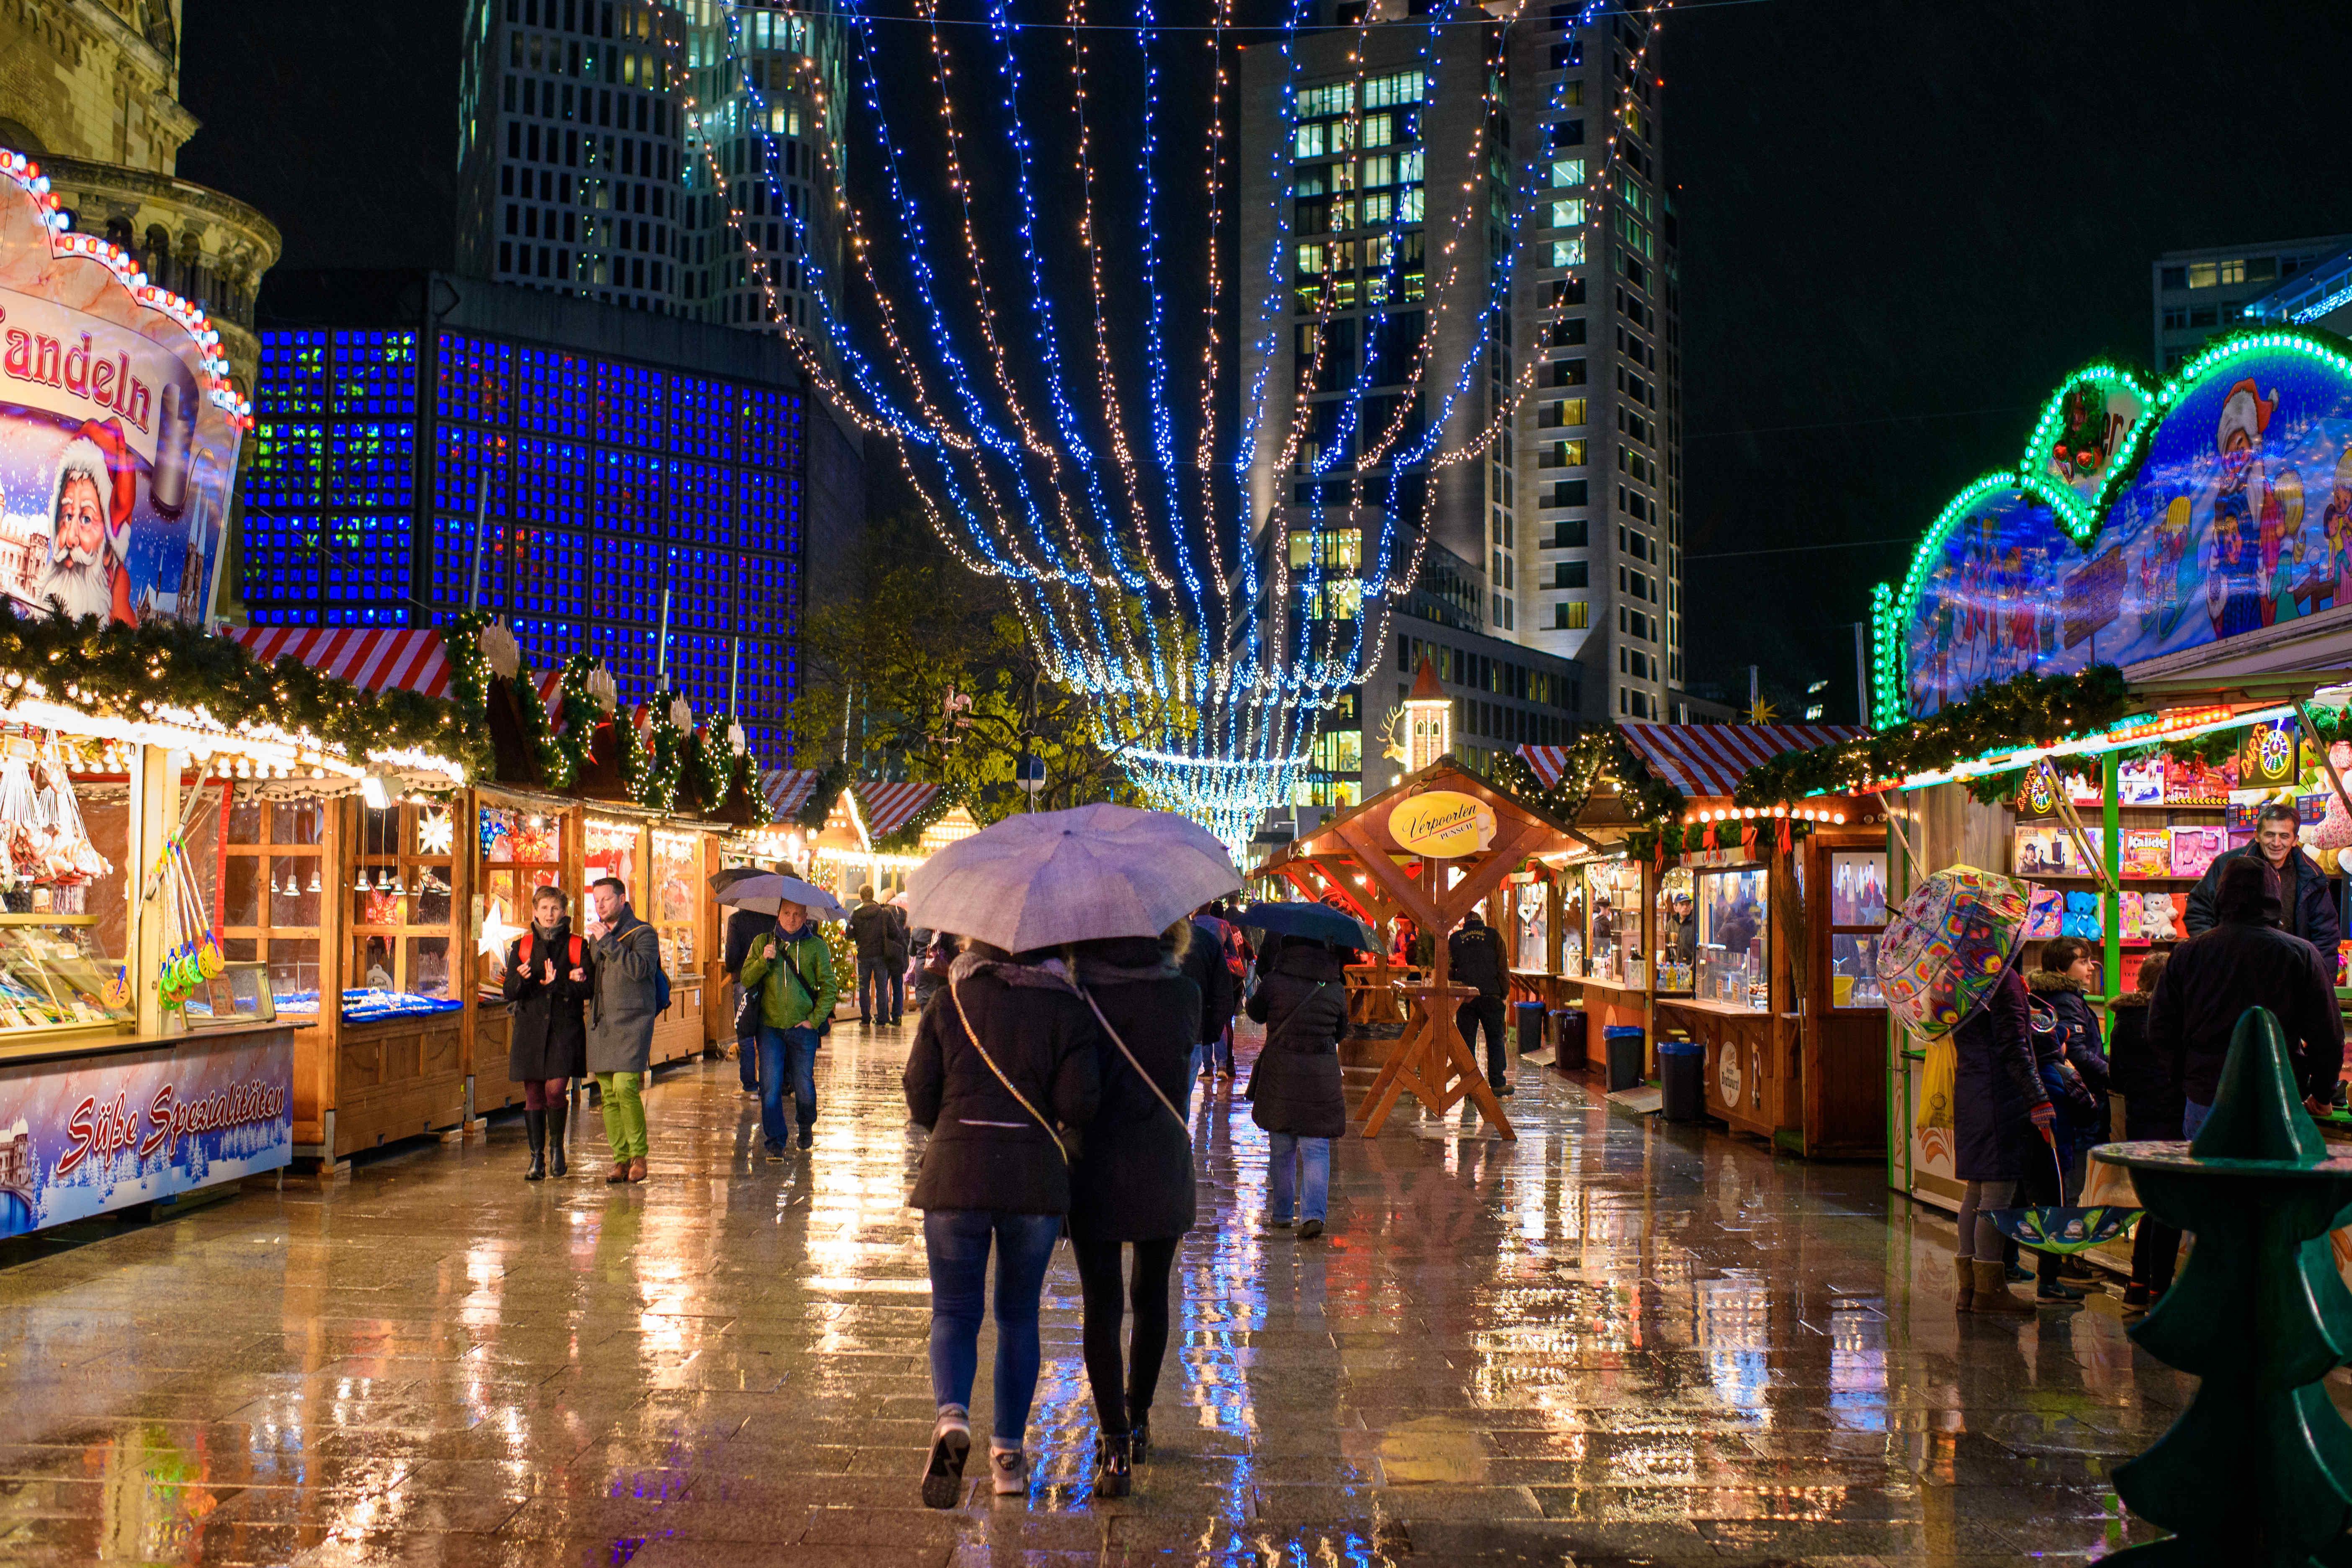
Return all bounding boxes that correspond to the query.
[0,1024,2210,1564]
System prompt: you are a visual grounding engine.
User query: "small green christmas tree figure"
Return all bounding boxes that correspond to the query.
[2097,1006,2352,1565]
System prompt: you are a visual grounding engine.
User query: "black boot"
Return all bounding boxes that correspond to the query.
[1092,1430,1131,1498]
[546,1100,568,1177]
[523,1109,547,1181]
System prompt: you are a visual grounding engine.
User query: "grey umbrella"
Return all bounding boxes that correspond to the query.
[905,803,1240,953]
[714,872,848,921]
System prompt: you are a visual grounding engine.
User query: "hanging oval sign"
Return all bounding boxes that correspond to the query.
[1389,790,1497,859]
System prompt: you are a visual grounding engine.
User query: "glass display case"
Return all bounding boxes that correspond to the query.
[345,801,460,1020]
[1654,865,1695,994]
[1696,864,1769,1011]
[221,793,325,1020]
[649,827,702,978]
[0,915,134,1045]
[1827,849,1889,1009]
[1584,860,1644,984]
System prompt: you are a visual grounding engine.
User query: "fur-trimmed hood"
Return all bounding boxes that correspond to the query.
[2027,969,2088,997]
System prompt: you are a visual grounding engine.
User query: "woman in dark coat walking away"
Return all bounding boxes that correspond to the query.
[1949,963,2056,1315]
[1069,927,1200,1497]
[1246,936,1351,1238]
[500,886,593,1180]
[2025,938,2107,1302]
[904,943,1100,1509]
[2106,950,2179,1311]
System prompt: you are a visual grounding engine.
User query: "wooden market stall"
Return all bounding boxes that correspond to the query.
[1255,757,1597,1140]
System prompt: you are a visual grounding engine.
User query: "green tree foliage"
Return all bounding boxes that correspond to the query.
[787,511,1175,821]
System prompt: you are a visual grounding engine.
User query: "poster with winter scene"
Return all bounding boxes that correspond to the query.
[0,1031,291,1236]
[0,158,243,631]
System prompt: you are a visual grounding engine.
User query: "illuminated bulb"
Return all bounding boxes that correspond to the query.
[308,867,322,894]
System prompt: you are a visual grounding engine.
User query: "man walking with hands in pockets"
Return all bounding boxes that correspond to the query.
[585,875,664,1184]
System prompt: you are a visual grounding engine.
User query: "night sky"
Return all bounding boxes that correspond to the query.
[180,0,2352,716]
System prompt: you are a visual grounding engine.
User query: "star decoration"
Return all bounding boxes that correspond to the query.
[416,808,455,857]
[477,899,526,961]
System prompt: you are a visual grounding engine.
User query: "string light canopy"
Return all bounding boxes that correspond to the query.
[687,0,1643,843]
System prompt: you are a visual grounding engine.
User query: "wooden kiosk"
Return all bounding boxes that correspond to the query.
[1255,758,1596,1139]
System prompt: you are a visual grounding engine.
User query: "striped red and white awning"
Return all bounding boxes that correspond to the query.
[232,627,451,699]
[857,780,941,840]
[1519,722,1864,800]
[762,768,824,821]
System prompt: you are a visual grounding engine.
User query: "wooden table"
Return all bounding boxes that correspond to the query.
[1359,981,1517,1140]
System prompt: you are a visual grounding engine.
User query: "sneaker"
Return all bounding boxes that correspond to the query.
[797,1127,814,1150]
[1298,1218,1324,1239]
[2005,1262,2033,1283]
[922,1413,971,1510]
[742,1087,760,1100]
[764,1142,786,1164]
[2035,1278,2084,1304]
[990,1446,1027,1496]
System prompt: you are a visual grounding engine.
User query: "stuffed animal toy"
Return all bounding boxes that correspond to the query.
[2141,891,2179,943]
[2061,890,2104,940]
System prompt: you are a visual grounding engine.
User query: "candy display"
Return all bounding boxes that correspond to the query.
[1876,865,2033,1041]
[0,742,111,912]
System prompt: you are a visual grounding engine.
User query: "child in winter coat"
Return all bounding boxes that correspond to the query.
[2026,937,2110,1302]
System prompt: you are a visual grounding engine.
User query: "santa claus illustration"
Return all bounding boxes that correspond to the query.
[33,419,137,626]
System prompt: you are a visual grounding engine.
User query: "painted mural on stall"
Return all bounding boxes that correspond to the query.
[1898,344,2352,717]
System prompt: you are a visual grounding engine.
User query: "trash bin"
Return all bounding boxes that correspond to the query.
[1551,1009,1586,1071]
[1659,1039,1705,1122]
[1513,1001,1546,1057]
[1604,1025,1646,1092]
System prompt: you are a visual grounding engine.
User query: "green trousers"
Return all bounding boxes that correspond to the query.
[595,1072,648,1160]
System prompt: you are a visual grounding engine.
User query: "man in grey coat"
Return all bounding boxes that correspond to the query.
[585,875,664,1184]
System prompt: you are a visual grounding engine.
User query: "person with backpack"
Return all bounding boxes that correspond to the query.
[1246,934,1352,1238]
[739,898,840,1157]
[1447,909,1513,1095]
[906,941,1100,1508]
[585,875,666,1184]
[500,885,593,1181]
[1068,923,1200,1497]
[722,902,774,1100]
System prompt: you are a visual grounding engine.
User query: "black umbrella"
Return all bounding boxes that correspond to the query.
[1235,900,1376,953]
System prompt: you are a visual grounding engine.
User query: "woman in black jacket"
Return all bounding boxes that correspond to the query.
[500,886,593,1180]
[2107,950,2179,1310]
[1245,936,1351,1238]
[1950,963,2056,1315]
[903,943,1100,1509]
[1069,928,1200,1496]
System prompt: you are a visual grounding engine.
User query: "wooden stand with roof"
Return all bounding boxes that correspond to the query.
[1256,757,1594,1140]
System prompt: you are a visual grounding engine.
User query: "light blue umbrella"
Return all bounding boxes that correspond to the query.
[906,803,1240,953]
[714,871,848,922]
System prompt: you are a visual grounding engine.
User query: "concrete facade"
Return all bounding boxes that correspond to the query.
[2151,233,2352,375]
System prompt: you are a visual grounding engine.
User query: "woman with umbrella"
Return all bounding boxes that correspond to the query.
[1240,902,1369,1240]
[904,803,1239,1509]
[1068,920,1200,1496]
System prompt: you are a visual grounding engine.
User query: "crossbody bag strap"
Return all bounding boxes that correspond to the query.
[948,975,1068,1164]
[1075,984,1189,1138]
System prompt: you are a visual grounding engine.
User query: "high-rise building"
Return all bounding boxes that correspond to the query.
[2151,234,2352,374]
[456,0,844,338]
[0,0,280,391]
[242,270,864,762]
[1236,0,1677,803]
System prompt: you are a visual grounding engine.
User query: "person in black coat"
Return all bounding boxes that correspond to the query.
[1177,910,1235,1106]
[2153,855,2347,1123]
[1447,910,1513,1095]
[904,944,1100,1508]
[2184,800,2341,960]
[2107,950,2180,1310]
[1069,929,1200,1496]
[500,886,593,1181]
[1246,937,1351,1237]
[722,904,775,1097]
[1949,963,2056,1314]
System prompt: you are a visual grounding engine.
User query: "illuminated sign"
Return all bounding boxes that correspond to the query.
[1388,789,1496,859]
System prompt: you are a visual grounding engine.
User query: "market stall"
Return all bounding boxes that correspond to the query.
[469,789,580,1115]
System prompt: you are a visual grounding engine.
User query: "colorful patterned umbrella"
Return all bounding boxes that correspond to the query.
[1876,863,2034,1040]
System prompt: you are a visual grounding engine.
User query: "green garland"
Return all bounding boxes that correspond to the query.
[872,780,965,854]
[1,612,480,774]
[1493,729,1686,828]
[1734,665,2132,806]
[440,614,581,792]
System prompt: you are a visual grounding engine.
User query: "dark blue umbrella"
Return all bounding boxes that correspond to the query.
[1235,900,1376,953]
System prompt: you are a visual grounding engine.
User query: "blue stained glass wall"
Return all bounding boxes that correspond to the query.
[247,328,807,762]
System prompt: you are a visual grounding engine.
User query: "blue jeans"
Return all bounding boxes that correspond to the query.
[922,1209,1062,1443]
[2184,1099,2211,1139]
[859,957,903,1022]
[757,1025,819,1146]
[1267,1131,1331,1223]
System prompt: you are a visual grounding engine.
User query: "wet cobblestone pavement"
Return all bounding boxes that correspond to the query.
[0,1022,2211,1565]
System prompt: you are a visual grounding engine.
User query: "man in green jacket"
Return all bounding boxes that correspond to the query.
[740,900,841,1157]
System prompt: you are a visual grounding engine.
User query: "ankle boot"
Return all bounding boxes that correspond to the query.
[1971,1258,2035,1316]
[1092,1430,1131,1498]
[1953,1254,1975,1313]
[545,1102,568,1177]
[523,1110,546,1181]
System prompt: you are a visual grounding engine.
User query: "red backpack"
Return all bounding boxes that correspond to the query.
[520,931,586,978]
